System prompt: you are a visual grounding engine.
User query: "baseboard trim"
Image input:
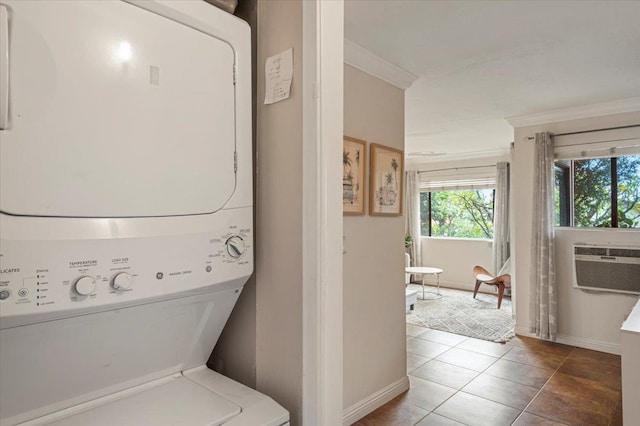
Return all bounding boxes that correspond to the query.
[514,325,537,337]
[514,326,620,355]
[556,334,621,355]
[342,376,410,426]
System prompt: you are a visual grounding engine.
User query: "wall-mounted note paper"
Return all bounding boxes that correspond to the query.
[264,48,293,104]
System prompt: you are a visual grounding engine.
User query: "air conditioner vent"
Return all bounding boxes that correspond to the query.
[575,246,608,256]
[610,248,640,258]
[573,244,640,295]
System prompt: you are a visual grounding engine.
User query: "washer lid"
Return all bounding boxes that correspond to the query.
[0,0,237,218]
[45,377,241,426]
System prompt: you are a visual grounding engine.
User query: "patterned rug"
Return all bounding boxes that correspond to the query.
[406,284,515,343]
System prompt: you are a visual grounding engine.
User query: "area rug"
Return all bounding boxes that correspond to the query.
[406,284,515,343]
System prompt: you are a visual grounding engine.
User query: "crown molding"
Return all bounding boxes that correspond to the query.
[405,147,511,169]
[344,39,419,90]
[506,97,640,128]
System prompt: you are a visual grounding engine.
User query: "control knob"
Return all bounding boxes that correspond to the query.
[74,276,96,296]
[225,236,246,258]
[112,272,133,291]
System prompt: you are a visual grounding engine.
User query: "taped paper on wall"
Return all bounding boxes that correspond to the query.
[264,48,293,104]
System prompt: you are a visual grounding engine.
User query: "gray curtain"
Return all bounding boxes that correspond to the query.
[405,171,421,268]
[529,132,557,340]
[492,162,510,275]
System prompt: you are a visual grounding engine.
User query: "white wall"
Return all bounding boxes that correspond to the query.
[512,110,640,354]
[420,237,493,292]
[343,65,407,414]
[555,228,638,353]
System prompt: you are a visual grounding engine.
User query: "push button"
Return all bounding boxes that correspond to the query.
[0,290,10,300]
[18,288,29,298]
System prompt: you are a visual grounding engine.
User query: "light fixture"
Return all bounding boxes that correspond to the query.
[115,41,133,63]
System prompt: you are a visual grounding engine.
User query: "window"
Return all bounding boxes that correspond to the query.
[420,189,494,239]
[555,154,640,228]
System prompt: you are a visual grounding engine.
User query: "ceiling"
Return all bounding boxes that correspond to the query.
[344,0,640,165]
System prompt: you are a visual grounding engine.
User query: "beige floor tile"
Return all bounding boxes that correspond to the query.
[406,375,458,411]
[502,346,567,370]
[456,338,514,358]
[407,338,451,358]
[462,373,539,409]
[356,394,429,426]
[512,412,569,425]
[415,329,468,346]
[407,323,430,338]
[411,359,479,390]
[483,359,554,388]
[434,392,520,426]
[435,347,498,372]
[407,352,430,373]
[415,412,466,425]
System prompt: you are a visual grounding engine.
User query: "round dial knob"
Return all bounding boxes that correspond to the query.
[74,276,96,296]
[225,236,246,258]
[112,272,133,291]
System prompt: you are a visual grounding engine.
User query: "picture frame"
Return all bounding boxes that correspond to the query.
[343,136,367,215]
[369,143,404,216]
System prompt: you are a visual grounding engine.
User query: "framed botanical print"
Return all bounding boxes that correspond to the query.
[343,136,367,215]
[369,143,403,216]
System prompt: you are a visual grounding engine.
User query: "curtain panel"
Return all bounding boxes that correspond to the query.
[529,132,557,340]
[405,171,421,269]
[492,162,510,275]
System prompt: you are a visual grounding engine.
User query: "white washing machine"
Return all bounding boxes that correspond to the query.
[0,1,288,425]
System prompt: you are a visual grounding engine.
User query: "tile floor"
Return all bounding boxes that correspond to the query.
[355,324,623,426]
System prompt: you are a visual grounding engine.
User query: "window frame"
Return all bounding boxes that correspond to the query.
[420,188,496,239]
[555,154,640,229]
[555,161,571,227]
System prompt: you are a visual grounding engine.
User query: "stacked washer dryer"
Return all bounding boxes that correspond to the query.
[0,1,288,425]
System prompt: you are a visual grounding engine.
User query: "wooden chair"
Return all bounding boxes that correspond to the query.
[473,265,511,309]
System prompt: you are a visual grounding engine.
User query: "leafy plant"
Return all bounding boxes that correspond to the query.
[420,189,494,239]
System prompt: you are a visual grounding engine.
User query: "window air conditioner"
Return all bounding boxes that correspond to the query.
[573,244,640,294]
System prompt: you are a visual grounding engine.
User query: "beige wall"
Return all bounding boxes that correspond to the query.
[212,1,305,423]
[512,111,640,353]
[214,4,408,421]
[420,237,493,291]
[255,1,304,424]
[343,64,407,409]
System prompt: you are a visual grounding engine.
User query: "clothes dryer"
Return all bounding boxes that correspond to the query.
[0,1,287,425]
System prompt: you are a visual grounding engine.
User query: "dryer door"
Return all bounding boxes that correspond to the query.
[0,1,237,217]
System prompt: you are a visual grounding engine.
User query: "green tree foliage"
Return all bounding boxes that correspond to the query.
[617,155,640,227]
[572,155,640,228]
[420,190,494,239]
[554,168,563,226]
[573,158,612,227]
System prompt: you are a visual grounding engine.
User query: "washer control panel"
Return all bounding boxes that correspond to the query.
[0,219,252,323]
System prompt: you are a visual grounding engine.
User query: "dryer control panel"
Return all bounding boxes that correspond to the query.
[0,213,253,328]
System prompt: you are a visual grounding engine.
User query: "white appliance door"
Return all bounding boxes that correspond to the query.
[45,377,241,426]
[0,0,236,217]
